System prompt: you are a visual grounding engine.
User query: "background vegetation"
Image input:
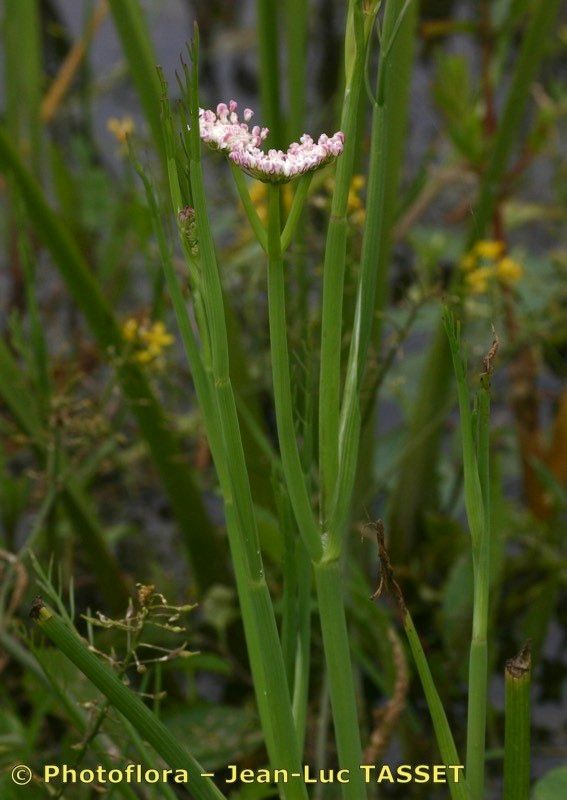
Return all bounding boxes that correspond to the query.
[0,1,565,798]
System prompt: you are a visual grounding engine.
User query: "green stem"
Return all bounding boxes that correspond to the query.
[314,559,366,800]
[465,378,492,800]
[31,646,139,800]
[444,310,485,554]
[292,541,312,755]
[318,1,368,520]
[444,312,493,799]
[503,643,531,800]
[31,602,225,800]
[356,0,418,371]
[180,42,307,798]
[256,0,284,148]
[229,162,267,251]
[267,184,322,561]
[281,174,312,253]
[278,486,300,688]
[402,611,470,800]
[285,0,308,141]
[330,0,418,555]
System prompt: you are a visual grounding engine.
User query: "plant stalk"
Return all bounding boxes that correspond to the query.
[503,643,531,800]
[31,601,225,800]
[267,184,322,561]
[314,559,367,800]
[318,0,368,520]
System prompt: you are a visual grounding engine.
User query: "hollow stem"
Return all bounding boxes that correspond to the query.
[229,162,268,251]
[31,602,225,800]
[318,1,368,520]
[267,183,322,561]
[281,174,312,253]
[465,379,492,800]
[314,559,367,800]
[504,643,531,800]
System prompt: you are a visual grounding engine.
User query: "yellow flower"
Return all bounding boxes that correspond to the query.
[134,349,155,364]
[247,181,294,226]
[248,181,269,224]
[465,266,494,294]
[122,318,174,364]
[496,256,523,285]
[460,253,477,272]
[473,239,505,260]
[107,116,135,143]
[122,317,139,342]
[347,174,365,212]
[140,321,174,357]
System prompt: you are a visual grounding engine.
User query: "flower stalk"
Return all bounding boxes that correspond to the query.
[160,37,308,799]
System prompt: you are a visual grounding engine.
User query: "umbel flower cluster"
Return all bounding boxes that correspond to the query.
[198,100,344,183]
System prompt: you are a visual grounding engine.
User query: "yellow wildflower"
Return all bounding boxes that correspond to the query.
[135,349,155,364]
[122,318,174,364]
[347,174,365,225]
[460,253,477,272]
[496,256,523,285]
[249,181,269,224]
[139,321,174,359]
[247,181,293,226]
[466,266,494,294]
[473,239,505,260]
[107,116,135,143]
[122,317,139,342]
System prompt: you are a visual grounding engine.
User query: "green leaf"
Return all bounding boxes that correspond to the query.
[532,766,567,799]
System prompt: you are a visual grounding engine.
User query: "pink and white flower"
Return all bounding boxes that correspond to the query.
[198,100,344,183]
[198,101,268,153]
